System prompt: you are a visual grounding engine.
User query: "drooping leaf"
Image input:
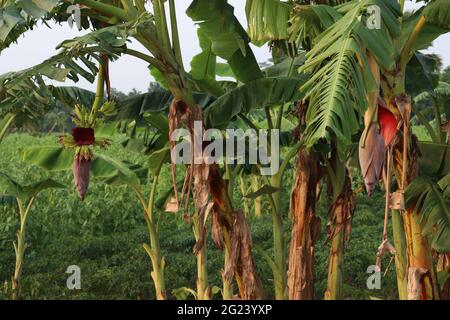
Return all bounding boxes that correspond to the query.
[244,184,279,199]
[116,89,173,122]
[399,0,450,53]
[263,53,306,78]
[100,161,148,187]
[406,52,442,96]
[149,65,169,90]
[203,76,306,128]
[288,4,342,47]
[147,146,170,175]
[245,0,291,43]
[49,86,96,108]
[422,0,450,29]
[1,14,153,112]
[0,113,15,143]
[187,0,263,83]
[216,63,235,78]
[0,172,64,200]
[190,28,216,81]
[116,89,215,127]
[17,0,58,20]
[437,267,450,291]
[418,141,450,176]
[21,146,74,171]
[20,147,141,187]
[406,175,450,253]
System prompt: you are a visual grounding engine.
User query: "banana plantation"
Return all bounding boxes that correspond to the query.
[0,0,449,301]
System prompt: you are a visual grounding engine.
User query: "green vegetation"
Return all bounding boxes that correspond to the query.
[0,134,397,300]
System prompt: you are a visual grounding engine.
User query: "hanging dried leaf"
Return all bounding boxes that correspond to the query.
[168,98,184,208]
[211,209,225,250]
[326,172,354,243]
[375,239,396,269]
[224,210,264,300]
[287,148,320,300]
[389,191,405,210]
[193,202,214,255]
[164,196,179,213]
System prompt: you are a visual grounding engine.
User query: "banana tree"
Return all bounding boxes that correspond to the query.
[244,0,348,299]
[371,0,448,300]
[202,70,306,299]
[19,144,173,298]
[102,150,170,300]
[284,0,450,299]
[59,0,268,299]
[0,4,258,299]
[117,86,218,300]
[0,173,64,299]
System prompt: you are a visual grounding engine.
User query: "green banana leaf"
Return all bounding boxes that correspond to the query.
[203,76,306,128]
[20,147,142,187]
[405,174,450,253]
[245,0,291,43]
[187,0,263,84]
[0,172,65,201]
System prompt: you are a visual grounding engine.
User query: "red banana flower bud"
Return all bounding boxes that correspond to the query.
[377,98,398,146]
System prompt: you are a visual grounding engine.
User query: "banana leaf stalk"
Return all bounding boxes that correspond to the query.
[251,175,262,217]
[12,197,35,300]
[192,211,210,300]
[238,175,250,214]
[138,165,167,300]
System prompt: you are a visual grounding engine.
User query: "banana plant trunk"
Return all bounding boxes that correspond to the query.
[324,172,354,300]
[196,245,208,300]
[271,174,286,300]
[287,149,320,300]
[391,209,408,299]
[193,212,209,300]
[391,94,439,299]
[238,175,250,214]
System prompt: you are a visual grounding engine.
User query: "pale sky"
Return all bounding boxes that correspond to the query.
[1,0,449,94]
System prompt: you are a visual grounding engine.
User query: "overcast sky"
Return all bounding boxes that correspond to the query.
[1,0,449,94]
